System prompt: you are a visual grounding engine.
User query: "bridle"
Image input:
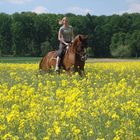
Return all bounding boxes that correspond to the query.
[76,50,87,61]
[67,38,88,61]
[76,43,87,61]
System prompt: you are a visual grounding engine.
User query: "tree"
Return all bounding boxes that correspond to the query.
[41,40,53,56]
[0,12,140,57]
[110,32,131,57]
[45,14,60,50]
[130,31,140,57]
[33,13,52,56]
[0,13,12,55]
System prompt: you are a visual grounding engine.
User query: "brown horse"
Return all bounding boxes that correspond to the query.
[39,34,88,76]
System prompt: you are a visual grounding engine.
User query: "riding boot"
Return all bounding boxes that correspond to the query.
[55,56,60,71]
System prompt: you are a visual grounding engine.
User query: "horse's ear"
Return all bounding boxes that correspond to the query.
[79,35,88,41]
[79,35,82,41]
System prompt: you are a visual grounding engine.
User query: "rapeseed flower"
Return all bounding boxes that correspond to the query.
[0,62,140,139]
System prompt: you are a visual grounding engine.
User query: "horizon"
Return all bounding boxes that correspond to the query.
[0,11,140,17]
[0,0,140,16]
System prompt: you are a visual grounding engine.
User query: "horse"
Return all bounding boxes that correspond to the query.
[39,34,88,76]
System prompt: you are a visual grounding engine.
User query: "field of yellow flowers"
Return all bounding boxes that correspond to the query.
[0,62,140,140]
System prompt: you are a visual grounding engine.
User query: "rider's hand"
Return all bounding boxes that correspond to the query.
[71,40,74,43]
[64,42,69,46]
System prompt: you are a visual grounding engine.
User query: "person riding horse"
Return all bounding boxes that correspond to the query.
[39,17,88,76]
[55,16,74,71]
[39,34,88,76]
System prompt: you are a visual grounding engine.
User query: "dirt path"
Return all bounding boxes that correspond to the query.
[86,58,140,63]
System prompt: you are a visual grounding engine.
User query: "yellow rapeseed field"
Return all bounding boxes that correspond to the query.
[0,62,140,140]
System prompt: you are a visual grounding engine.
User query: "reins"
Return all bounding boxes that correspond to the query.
[64,35,88,61]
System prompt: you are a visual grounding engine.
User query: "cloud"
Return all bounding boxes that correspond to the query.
[127,3,140,13]
[125,0,137,3]
[118,0,140,14]
[125,0,140,13]
[4,0,32,4]
[66,6,93,15]
[32,6,48,14]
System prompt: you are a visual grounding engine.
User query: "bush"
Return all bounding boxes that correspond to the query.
[41,41,53,56]
[87,47,94,57]
[111,45,131,58]
[0,49,2,57]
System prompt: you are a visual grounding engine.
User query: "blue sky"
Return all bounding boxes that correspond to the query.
[0,0,140,15]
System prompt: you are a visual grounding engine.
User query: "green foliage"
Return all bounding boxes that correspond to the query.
[0,49,2,57]
[111,45,131,58]
[110,31,140,58]
[87,47,94,57]
[110,32,131,58]
[129,30,140,57]
[0,12,140,58]
[0,13,12,55]
[41,41,53,56]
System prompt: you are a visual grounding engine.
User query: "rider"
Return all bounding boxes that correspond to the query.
[55,16,74,71]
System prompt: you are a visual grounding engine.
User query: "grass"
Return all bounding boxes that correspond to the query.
[0,57,41,63]
[0,57,140,64]
[87,58,140,63]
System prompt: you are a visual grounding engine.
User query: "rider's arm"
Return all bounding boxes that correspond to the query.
[58,29,68,45]
[71,27,74,42]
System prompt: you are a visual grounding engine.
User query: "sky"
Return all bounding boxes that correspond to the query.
[0,0,140,16]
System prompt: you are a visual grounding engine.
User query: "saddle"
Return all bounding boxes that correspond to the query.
[58,43,71,68]
[59,42,72,59]
[59,48,67,59]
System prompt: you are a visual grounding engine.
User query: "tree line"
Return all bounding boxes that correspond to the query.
[0,12,140,58]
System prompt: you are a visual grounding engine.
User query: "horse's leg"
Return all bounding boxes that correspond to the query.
[79,66,86,77]
[39,57,48,74]
[74,66,82,76]
[66,71,70,76]
[74,64,85,77]
[64,66,72,76]
[39,51,57,74]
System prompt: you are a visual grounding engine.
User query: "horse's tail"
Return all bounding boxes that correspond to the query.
[39,57,44,70]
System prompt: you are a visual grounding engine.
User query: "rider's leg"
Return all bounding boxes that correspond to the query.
[55,43,64,71]
[55,56,60,71]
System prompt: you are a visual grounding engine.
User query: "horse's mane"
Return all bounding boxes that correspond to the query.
[73,34,80,42]
[72,34,88,49]
[72,35,80,48]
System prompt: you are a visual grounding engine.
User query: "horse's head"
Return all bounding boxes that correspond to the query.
[73,34,88,53]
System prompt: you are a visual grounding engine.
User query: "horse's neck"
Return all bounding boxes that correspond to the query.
[63,40,77,66]
[69,45,75,54]
[68,41,77,54]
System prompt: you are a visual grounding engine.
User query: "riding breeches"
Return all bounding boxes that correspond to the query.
[57,43,66,57]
